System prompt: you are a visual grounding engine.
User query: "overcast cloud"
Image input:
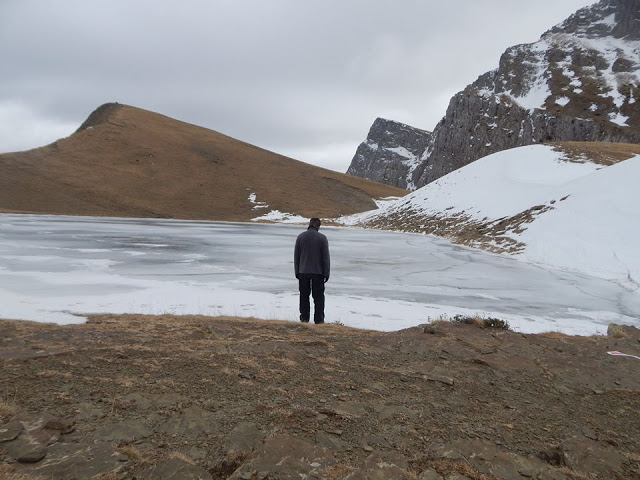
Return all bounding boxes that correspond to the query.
[1,0,596,172]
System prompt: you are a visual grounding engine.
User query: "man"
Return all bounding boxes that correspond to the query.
[294,218,330,324]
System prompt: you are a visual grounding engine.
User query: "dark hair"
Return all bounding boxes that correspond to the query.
[309,218,321,226]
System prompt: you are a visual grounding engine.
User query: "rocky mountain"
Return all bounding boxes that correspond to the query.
[0,103,406,222]
[346,118,432,189]
[348,0,640,189]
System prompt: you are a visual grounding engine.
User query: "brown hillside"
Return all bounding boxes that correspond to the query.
[0,103,406,221]
[1,315,639,479]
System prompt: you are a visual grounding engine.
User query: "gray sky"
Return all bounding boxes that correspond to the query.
[1,0,596,172]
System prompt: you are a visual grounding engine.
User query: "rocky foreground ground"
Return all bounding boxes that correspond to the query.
[1,315,639,480]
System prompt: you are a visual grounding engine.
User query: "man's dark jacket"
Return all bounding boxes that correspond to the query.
[294,226,330,279]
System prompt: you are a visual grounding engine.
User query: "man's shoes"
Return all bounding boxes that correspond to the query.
[314,316,324,324]
[300,315,309,323]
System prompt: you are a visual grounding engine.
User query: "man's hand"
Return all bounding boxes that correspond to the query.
[295,274,300,279]
[324,277,329,283]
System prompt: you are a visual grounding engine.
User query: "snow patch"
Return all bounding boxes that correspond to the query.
[248,192,269,210]
[251,210,308,223]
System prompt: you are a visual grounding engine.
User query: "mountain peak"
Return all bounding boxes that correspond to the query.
[347,0,640,190]
[75,102,124,133]
[547,0,640,40]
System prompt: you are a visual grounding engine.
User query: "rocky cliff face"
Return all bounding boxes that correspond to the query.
[346,118,432,189]
[348,0,640,189]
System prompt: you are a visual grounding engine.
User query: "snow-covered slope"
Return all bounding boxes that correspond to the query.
[342,143,640,287]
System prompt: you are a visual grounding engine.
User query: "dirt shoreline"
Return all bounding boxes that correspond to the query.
[1,314,639,479]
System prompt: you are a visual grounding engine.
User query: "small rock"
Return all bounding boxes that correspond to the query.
[13,444,48,463]
[363,445,373,452]
[4,433,50,463]
[419,468,443,480]
[326,429,343,436]
[581,427,598,441]
[0,420,23,443]
[424,373,455,386]
[44,417,75,434]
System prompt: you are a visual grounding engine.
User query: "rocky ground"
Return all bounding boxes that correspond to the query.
[1,314,639,480]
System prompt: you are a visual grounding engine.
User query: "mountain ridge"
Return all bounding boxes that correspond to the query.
[348,0,640,189]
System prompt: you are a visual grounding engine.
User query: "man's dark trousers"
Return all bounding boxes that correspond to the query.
[298,274,325,324]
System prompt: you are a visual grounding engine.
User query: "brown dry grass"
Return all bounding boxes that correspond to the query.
[164,451,197,465]
[0,398,17,422]
[322,463,356,479]
[428,459,498,480]
[550,141,640,166]
[0,103,406,221]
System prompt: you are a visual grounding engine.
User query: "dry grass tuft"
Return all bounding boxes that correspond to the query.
[449,314,511,330]
[165,451,196,465]
[550,142,640,166]
[0,398,17,422]
[539,331,571,339]
[429,459,496,479]
[322,463,356,479]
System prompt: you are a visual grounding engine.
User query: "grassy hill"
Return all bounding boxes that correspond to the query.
[0,103,406,221]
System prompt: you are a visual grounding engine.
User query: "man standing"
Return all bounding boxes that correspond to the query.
[294,218,330,324]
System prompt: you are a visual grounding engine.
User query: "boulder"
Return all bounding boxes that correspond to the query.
[224,422,264,453]
[560,437,626,477]
[418,468,443,480]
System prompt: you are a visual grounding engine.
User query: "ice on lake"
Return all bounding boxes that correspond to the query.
[1,214,639,335]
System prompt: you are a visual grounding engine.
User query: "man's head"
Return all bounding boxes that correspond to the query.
[309,218,321,229]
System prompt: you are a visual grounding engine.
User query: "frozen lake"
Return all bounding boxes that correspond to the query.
[1,214,639,335]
